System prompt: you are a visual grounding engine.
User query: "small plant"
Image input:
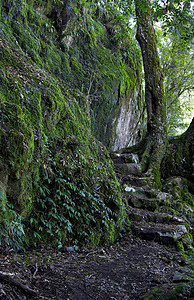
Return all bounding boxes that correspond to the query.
[0,191,26,251]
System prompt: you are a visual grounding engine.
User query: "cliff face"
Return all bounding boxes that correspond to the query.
[0,0,144,249]
[44,0,145,150]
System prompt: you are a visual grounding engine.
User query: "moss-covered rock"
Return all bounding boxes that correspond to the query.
[145,282,194,300]
[1,0,144,249]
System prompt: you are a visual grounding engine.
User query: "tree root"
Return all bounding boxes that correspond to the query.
[0,272,38,297]
[117,133,166,189]
[119,137,147,155]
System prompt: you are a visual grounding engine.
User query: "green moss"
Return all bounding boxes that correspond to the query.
[177,241,185,252]
[0,0,140,249]
[145,283,194,300]
[103,220,118,244]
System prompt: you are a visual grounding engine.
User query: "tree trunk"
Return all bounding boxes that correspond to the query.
[135,0,167,131]
[133,0,167,186]
[120,0,167,188]
[118,0,193,188]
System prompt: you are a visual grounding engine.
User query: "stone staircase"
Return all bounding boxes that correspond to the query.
[111,152,194,250]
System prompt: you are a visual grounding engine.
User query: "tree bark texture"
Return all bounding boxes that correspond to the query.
[134,0,166,135]
[119,0,193,187]
[132,0,168,187]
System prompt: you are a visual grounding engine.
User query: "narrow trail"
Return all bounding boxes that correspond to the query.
[0,232,183,299]
[0,152,194,300]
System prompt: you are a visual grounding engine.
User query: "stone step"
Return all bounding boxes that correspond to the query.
[131,221,192,248]
[110,152,139,164]
[112,156,194,249]
[128,206,186,225]
[117,174,149,187]
[127,195,159,211]
[111,152,142,176]
[114,163,141,176]
[123,185,172,211]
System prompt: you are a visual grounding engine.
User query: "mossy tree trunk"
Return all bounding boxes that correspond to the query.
[121,0,193,187]
[120,0,194,185]
[129,0,167,187]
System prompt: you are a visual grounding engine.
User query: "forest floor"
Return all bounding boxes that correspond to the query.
[0,231,185,300]
[1,162,194,300]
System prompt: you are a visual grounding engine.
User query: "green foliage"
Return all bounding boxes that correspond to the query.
[156,28,194,134]
[0,191,26,251]
[153,0,194,41]
[27,144,123,247]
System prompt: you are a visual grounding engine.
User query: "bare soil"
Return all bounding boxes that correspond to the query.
[0,232,184,300]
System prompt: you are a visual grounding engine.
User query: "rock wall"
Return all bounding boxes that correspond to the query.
[109,85,144,151]
[0,0,145,248]
[46,0,146,151]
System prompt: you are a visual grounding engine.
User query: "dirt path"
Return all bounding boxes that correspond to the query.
[1,161,194,299]
[0,232,183,300]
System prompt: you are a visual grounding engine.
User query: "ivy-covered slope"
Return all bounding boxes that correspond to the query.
[0,0,142,249]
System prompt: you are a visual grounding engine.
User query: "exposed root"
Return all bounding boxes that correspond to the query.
[0,271,38,297]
